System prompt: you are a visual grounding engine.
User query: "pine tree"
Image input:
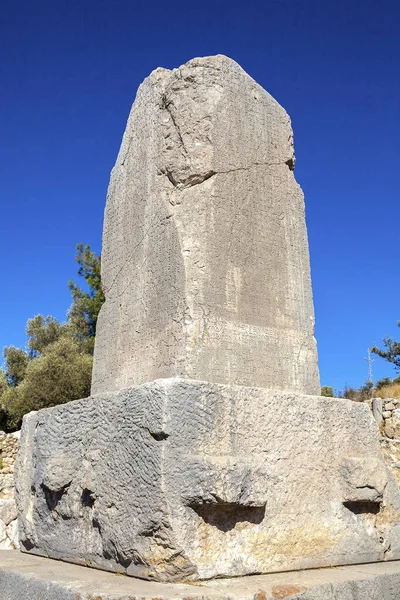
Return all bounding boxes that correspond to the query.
[0,244,104,431]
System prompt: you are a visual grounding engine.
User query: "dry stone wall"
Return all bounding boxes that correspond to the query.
[0,431,20,549]
[0,431,19,476]
[372,398,400,439]
[370,398,400,489]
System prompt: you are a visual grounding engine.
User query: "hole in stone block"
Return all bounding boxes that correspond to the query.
[149,431,169,441]
[285,157,295,171]
[343,500,381,515]
[21,538,35,551]
[92,516,101,533]
[189,503,265,532]
[81,488,95,508]
[41,483,69,511]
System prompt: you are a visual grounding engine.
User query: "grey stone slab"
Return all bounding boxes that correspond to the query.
[91,55,320,396]
[15,379,400,582]
[0,501,16,528]
[3,551,400,600]
[372,398,383,427]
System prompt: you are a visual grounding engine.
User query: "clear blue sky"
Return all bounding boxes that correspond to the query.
[1,0,399,392]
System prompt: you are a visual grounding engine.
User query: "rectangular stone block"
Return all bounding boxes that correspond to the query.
[91,55,320,396]
[3,551,400,600]
[15,379,400,582]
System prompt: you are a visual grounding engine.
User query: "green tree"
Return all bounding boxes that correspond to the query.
[68,243,104,353]
[341,386,359,400]
[372,323,400,371]
[0,243,103,431]
[375,377,392,390]
[2,337,92,429]
[0,370,8,427]
[26,315,67,357]
[321,386,334,397]
[3,346,30,387]
[359,380,374,400]
[0,370,7,394]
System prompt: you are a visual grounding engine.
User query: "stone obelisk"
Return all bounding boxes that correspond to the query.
[15,56,400,583]
[91,55,320,396]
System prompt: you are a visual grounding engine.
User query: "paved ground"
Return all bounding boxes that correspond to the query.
[1,551,400,599]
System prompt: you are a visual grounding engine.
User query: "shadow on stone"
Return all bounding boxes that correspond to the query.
[343,501,381,515]
[81,488,95,508]
[41,483,69,512]
[189,503,265,532]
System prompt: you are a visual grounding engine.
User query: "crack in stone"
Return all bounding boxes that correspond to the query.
[218,161,293,175]
[161,169,216,189]
[384,541,392,557]
[104,216,172,294]
[355,484,381,492]
[161,94,188,156]
[161,160,295,190]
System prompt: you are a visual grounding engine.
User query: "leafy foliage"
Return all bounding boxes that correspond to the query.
[339,381,374,402]
[68,243,104,353]
[371,322,400,371]
[320,386,334,397]
[3,346,30,387]
[26,315,66,357]
[0,244,104,431]
[2,338,92,430]
[340,386,359,400]
[375,377,393,390]
[0,371,8,430]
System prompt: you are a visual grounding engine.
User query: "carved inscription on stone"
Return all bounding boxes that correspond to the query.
[92,55,320,395]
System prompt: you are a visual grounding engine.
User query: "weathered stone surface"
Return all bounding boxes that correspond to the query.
[91,55,320,396]
[0,520,6,543]
[3,552,400,600]
[5,520,18,548]
[0,500,17,527]
[0,475,16,501]
[372,397,383,427]
[385,418,395,439]
[15,379,400,582]
[380,438,400,487]
[0,536,14,550]
[0,431,19,477]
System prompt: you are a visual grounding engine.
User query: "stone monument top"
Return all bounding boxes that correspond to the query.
[92,54,320,395]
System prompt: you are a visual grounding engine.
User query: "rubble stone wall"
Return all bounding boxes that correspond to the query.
[0,431,19,475]
[0,431,19,549]
[369,398,400,488]
[371,398,400,438]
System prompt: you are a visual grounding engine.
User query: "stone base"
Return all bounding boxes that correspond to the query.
[3,551,400,600]
[15,379,400,582]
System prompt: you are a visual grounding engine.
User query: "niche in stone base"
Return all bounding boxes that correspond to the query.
[15,379,400,582]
